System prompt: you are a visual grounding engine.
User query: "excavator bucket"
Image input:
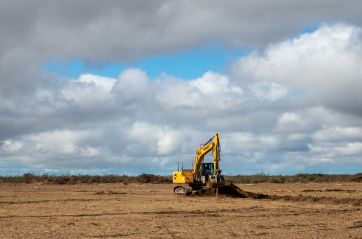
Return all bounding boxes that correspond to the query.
[207,174,225,188]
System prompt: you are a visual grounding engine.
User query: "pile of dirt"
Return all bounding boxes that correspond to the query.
[352,176,362,182]
[218,183,270,199]
[217,184,362,205]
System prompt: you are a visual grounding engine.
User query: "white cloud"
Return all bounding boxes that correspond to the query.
[336,142,362,156]
[78,74,115,91]
[223,132,280,153]
[62,74,115,109]
[249,82,287,102]
[233,24,362,115]
[113,68,149,100]
[28,130,93,155]
[128,122,184,156]
[313,127,362,142]
[276,112,311,133]
[156,71,243,111]
[2,140,23,154]
[192,71,242,95]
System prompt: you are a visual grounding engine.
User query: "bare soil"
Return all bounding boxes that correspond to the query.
[0,182,361,238]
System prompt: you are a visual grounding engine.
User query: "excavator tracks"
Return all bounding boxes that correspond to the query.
[174,185,193,196]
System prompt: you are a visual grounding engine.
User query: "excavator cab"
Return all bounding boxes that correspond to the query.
[200,163,214,183]
[200,162,225,188]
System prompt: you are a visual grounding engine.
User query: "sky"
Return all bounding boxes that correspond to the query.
[1,0,362,176]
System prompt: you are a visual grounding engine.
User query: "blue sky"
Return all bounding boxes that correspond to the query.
[45,44,247,79]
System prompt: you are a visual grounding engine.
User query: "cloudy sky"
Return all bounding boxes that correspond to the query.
[1,0,362,175]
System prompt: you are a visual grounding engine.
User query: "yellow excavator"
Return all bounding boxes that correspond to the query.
[172,134,272,198]
[172,133,225,195]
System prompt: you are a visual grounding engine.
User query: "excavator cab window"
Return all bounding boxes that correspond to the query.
[200,163,214,178]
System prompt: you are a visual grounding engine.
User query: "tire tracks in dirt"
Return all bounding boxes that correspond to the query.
[0,197,123,205]
[0,206,358,219]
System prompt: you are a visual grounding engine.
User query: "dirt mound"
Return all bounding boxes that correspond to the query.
[217,184,362,205]
[218,183,270,199]
[352,176,362,182]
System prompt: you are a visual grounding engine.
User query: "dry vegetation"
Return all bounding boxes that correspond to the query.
[1,173,361,185]
[0,179,361,238]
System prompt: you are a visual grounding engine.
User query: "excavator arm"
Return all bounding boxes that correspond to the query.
[212,134,221,174]
[192,134,221,181]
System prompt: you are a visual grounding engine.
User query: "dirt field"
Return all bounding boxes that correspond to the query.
[0,182,361,238]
